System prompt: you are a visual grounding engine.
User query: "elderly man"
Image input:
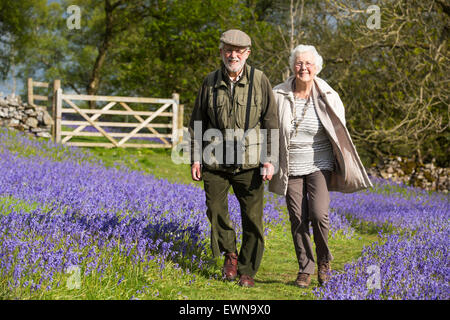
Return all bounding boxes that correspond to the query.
[188,29,278,287]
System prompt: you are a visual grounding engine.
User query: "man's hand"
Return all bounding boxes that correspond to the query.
[191,162,202,181]
[262,162,274,181]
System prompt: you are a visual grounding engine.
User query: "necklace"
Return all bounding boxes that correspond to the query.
[291,80,311,135]
[291,97,311,136]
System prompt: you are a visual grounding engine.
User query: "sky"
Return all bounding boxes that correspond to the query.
[0,77,24,99]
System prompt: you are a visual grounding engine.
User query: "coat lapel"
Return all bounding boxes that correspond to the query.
[311,82,340,148]
[275,78,294,141]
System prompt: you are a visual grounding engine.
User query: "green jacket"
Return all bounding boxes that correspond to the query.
[189,63,278,172]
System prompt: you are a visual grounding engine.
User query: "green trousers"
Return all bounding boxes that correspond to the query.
[202,167,264,278]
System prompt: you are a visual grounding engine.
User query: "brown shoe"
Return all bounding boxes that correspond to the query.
[295,273,311,288]
[318,261,331,285]
[223,253,238,281]
[238,274,255,288]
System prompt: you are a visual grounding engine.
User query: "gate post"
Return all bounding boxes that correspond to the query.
[55,88,62,143]
[52,79,61,141]
[27,78,33,106]
[171,93,179,146]
[177,104,184,142]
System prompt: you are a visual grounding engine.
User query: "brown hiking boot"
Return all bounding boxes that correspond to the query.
[295,273,311,288]
[223,252,238,281]
[318,261,331,285]
[238,274,255,288]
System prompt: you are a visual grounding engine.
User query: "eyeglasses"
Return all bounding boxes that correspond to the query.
[223,48,249,56]
[295,61,314,68]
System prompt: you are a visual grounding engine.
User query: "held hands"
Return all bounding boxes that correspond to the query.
[191,162,202,181]
[262,162,274,181]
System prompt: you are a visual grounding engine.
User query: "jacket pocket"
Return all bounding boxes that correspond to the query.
[207,94,229,129]
[235,94,261,129]
[242,142,261,167]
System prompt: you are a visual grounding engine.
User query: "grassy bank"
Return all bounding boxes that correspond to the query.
[0,133,380,300]
[1,192,377,300]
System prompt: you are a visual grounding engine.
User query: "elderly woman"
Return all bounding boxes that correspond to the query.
[269,45,372,288]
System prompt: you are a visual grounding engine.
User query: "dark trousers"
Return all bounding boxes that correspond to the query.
[202,168,264,277]
[286,170,333,274]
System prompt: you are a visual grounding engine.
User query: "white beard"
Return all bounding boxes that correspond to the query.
[222,55,246,73]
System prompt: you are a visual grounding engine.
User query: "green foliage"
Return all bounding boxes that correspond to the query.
[3,0,448,166]
[322,0,449,166]
[0,0,48,78]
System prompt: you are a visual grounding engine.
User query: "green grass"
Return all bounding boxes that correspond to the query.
[0,136,380,300]
[85,147,379,299]
[1,200,377,300]
[89,147,201,187]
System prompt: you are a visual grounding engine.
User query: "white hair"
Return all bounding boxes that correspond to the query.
[289,44,323,75]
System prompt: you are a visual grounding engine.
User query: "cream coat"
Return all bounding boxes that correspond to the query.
[269,76,373,195]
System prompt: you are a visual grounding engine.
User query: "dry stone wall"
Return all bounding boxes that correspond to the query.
[367,156,449,194]
[0,95,52,138]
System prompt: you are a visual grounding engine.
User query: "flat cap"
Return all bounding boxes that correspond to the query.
[220,29,251,47]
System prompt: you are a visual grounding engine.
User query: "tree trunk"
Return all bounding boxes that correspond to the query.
[86,0,114,108]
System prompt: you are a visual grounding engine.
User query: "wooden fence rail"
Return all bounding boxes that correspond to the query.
[54,88,183,148]
[27,78,49,108]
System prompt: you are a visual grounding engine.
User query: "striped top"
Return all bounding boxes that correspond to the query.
[288,97,334,176]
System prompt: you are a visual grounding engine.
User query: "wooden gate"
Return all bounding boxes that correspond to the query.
[54,88,182,148]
